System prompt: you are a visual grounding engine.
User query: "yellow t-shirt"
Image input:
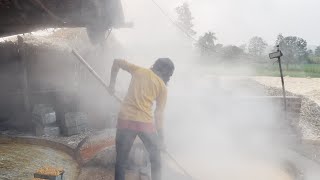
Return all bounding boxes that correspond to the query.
[116,60,167,129]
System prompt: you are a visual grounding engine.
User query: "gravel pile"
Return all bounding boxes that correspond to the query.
[263,86,320,140]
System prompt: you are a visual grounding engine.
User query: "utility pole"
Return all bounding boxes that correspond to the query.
[277,46,287,111]
[269,45,286,111]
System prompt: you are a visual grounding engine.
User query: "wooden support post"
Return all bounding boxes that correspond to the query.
[18,36,32,123]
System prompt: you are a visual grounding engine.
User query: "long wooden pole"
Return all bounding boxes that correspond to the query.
[71,49,122,103]
[278,57,287,111]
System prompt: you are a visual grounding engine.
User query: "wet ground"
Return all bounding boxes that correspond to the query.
[0,143,79,180]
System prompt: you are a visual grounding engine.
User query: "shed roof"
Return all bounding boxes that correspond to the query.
[0,0,125,38]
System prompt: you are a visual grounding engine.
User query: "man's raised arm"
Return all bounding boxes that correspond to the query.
[108,59,139,93]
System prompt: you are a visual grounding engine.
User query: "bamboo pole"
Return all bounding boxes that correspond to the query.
[71,49,122,103]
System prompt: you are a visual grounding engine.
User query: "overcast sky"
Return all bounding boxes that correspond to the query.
[119,0,319,48]
[190,0,320,46]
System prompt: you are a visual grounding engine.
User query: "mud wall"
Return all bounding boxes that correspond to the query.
[0,41,27,130]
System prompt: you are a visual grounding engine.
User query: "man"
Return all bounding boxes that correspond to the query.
[108,58,175,180]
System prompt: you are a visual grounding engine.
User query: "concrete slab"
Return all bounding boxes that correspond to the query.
[63,112,88,127]
[35,124,60,137]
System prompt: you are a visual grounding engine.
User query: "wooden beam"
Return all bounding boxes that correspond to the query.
[18,36,32,121]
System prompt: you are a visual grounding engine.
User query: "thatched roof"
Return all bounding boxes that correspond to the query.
[0,0,125,39]
[0,28,97,65]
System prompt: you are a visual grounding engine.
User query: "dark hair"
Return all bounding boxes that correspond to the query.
[151,58,175,85]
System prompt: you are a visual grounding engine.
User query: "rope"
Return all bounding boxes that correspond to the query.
[149,0,198,42]
[163,149,197,180]
[148,0,216,53]
[105,28,113,40]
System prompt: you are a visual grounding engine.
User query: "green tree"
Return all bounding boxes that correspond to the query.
[215,43,223,52]
[277,36,308,69]
[307,49,314,56]
[315,46,320,56]
[175,2,196,36]
[239,44,247,53]
[275,34,284,47]
[196,31,217,55]
[248,36,268,56]
[222,45,244,59]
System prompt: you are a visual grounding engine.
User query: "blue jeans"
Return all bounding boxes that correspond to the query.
[115,129,161,180]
